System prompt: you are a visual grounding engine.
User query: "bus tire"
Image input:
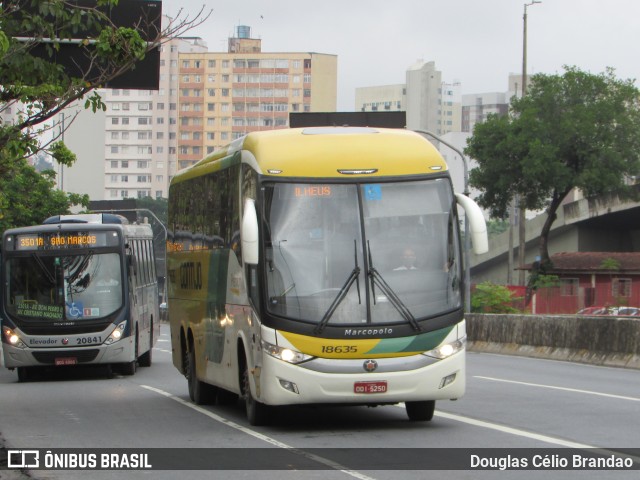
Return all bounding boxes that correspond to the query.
[187,349,216,405]
[121,330,139,376]
[405,400,435,421]
[17,367,30,383]
[138,321,153,367]
[242,363,269,426]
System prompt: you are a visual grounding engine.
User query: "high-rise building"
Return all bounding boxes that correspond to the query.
[102,35,208,200]
[461,92,508,133]
[355,60,461,135]
[355,84,405,113]
[60,24,336,200]
[176,25,337,170]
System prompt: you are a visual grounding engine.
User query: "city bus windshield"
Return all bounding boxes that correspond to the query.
[263,179,462,328]
[5,252,123,322]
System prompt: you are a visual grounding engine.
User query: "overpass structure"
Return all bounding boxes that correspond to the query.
[470,188,640,285]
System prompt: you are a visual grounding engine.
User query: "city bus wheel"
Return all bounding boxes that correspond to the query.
[242,363,269,426]
[121,331,139,376]
[187,349,216,405]
[17,367,30,383]
[405,400,435,421]
[138,322,153,367]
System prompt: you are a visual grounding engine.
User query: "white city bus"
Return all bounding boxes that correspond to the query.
[1,214,160,381]
[167,127,488,424]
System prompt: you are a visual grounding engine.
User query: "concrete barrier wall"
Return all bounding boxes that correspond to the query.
[465,313,640,369]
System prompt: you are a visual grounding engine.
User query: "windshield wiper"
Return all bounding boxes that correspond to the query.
[367,242,421,332]
[314,240,361,334]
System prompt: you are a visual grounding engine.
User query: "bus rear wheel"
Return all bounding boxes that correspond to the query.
[405,400,435,421]
[242,363,269,426]
[187,349,216,405]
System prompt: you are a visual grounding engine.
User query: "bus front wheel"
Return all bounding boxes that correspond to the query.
[17,367,31,383]
[138,321,153,367]
[405,400,435,421]
[242,363,269,426]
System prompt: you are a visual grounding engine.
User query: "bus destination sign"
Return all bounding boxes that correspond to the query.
[11,231,119,251]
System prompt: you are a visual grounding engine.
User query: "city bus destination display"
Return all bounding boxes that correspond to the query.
[11,231,119,251]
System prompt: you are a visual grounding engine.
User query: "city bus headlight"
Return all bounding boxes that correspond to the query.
[2,326,27,349]
[105,321,127,345]
[424,338,466,360]
[261,339,313,364]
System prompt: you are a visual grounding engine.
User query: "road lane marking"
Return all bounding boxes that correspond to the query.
[141,385,376,480]
[433,410,595,448]
[474,376,640,402]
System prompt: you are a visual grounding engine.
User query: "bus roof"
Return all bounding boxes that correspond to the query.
[172,127,448,184]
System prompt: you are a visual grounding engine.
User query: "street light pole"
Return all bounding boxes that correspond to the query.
[413,129,472,313]
[518,0,541,286]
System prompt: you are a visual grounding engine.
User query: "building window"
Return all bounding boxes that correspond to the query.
[121,175,128,183]
[613,278,632,297]
[560,278,579,296]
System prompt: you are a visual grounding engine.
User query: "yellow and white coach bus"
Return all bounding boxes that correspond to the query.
[1,214,160,381]
[167,127,488,425]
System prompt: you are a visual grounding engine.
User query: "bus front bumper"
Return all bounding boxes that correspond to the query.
[1,324,136,369]
[255,350,465,406]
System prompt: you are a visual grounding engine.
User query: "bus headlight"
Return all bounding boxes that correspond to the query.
[261,339,313,364]
[2,326,27,349]
[105,321,127,345]
[424,338,466,360]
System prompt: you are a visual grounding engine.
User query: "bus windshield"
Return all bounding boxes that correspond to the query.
[263,179,462,327]
[5,252,123,322]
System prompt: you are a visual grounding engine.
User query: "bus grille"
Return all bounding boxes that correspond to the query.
[18,320,113,336]
[32,349,100,364]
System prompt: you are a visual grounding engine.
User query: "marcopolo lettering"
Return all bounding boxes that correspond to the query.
[344,328,393,336]
[180,262,203,290]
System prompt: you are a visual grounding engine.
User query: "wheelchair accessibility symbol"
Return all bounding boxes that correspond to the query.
[66,302,84,318]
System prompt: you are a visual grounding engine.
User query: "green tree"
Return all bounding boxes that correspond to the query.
[0,1,209,229]
[0,157,89,233]
[471,282,521,314]
[465,66,640,273]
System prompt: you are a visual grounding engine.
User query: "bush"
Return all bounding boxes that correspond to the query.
[471,282,522,313]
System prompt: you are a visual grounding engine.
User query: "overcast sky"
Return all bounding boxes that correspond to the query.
[162,0,640,111]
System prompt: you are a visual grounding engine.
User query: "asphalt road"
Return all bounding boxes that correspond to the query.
[0,324,638,480]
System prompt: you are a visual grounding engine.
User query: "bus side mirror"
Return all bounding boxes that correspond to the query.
[241,199,259,265]
[455,193,489,255]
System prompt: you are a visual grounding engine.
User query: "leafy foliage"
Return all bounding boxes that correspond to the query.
[471,282,522,314]
[0,158,89,234]
[465,66,640,266]
[0,1,210,231]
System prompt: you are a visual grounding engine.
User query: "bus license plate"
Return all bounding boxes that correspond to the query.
[55,357,77,366]
[354,381,387,394]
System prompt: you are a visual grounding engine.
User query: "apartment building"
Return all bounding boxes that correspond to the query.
[461,92,509,133]
[103,36,209,200]
[356,60,461,135]
[355,84,405,113]
[176,26,337,169]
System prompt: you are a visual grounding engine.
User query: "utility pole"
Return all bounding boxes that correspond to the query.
[518,0,541,285]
